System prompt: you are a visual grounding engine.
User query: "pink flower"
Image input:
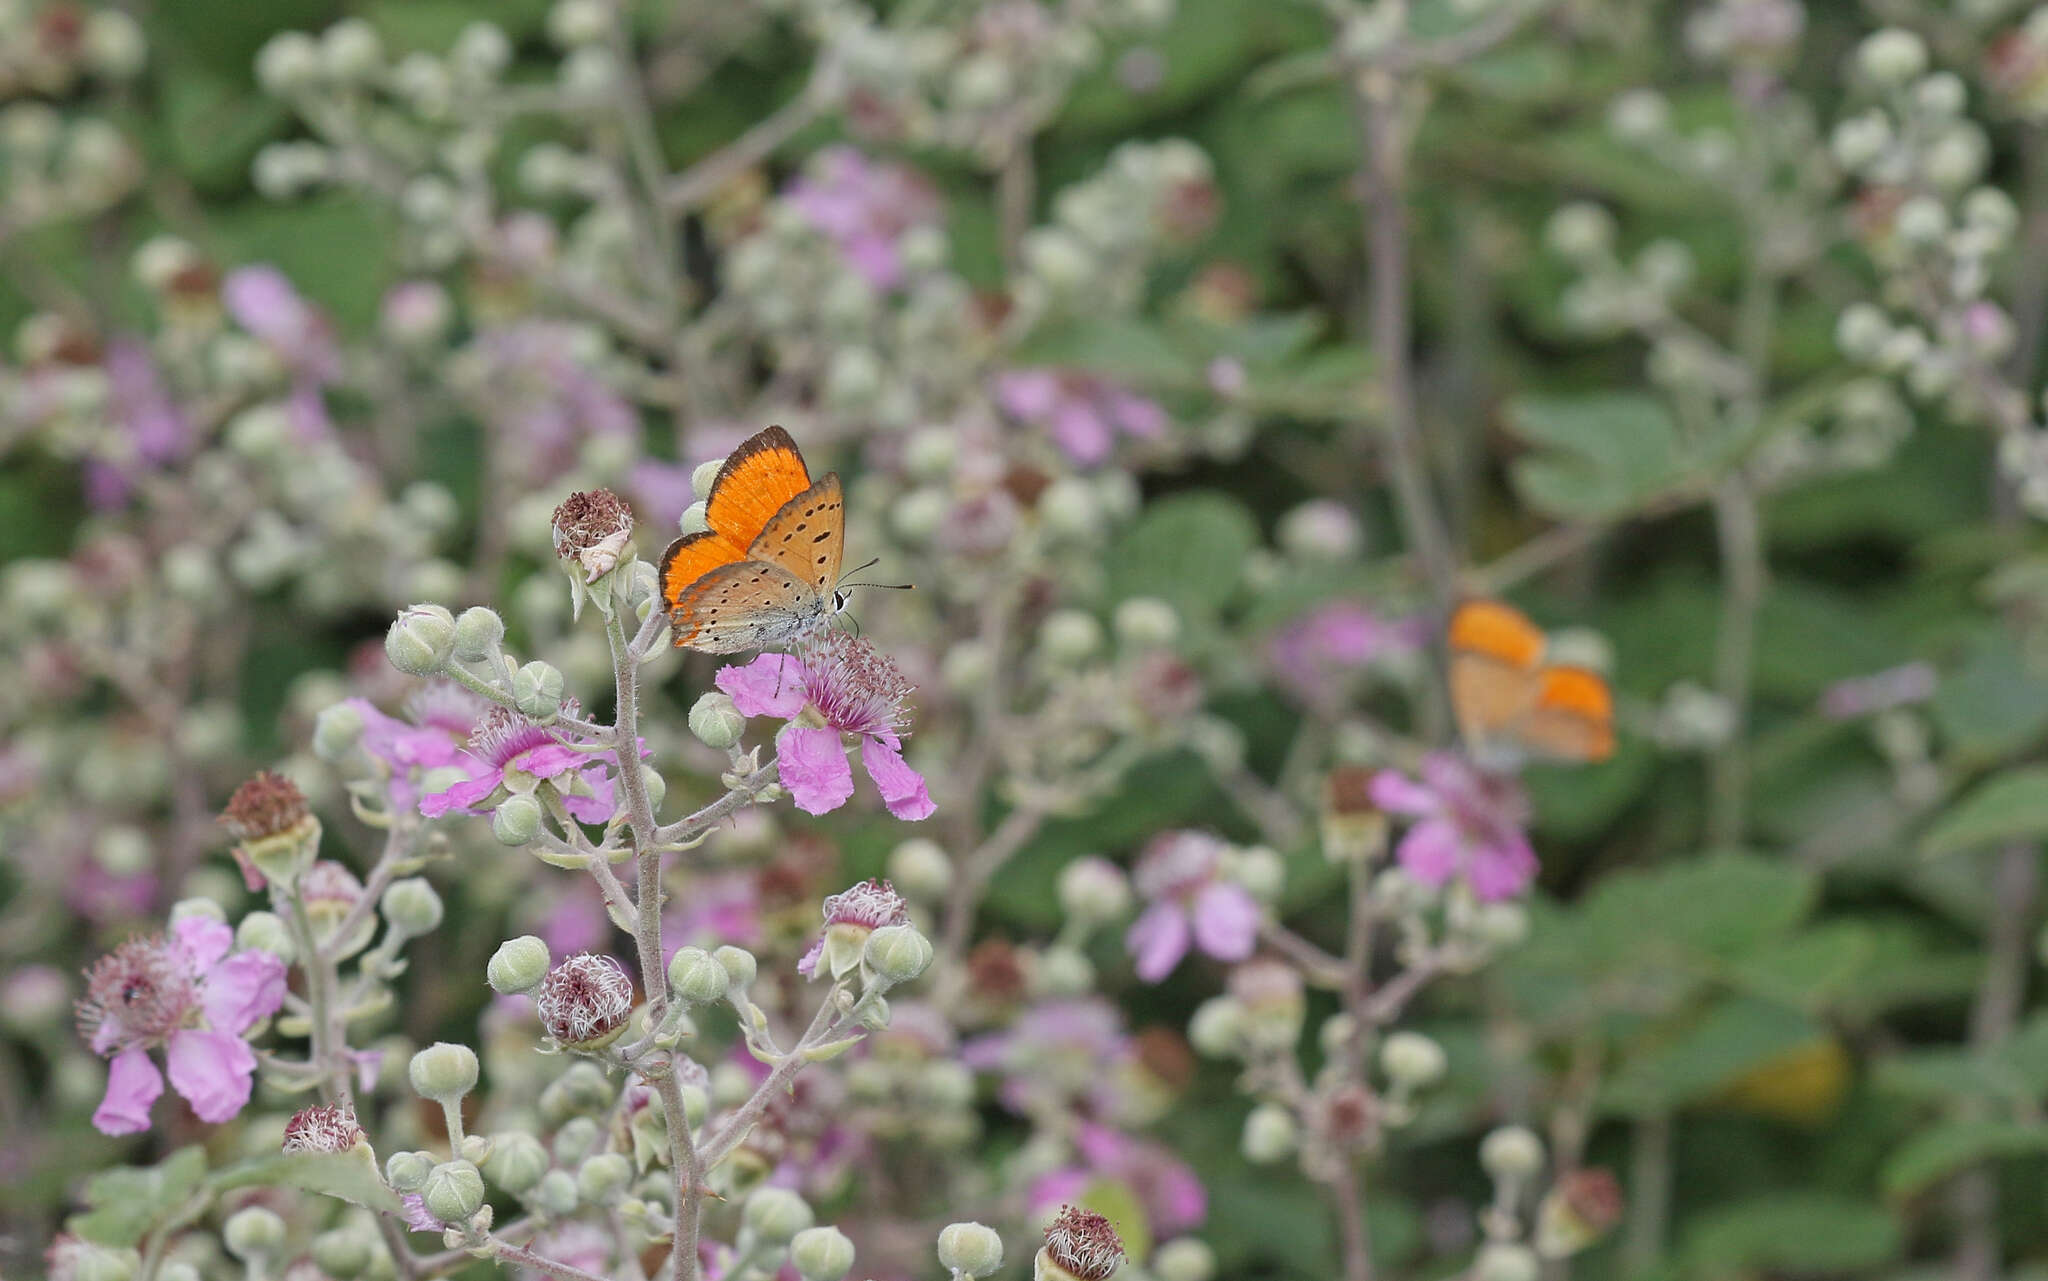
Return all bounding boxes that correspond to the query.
[76,916,286,1134]
[783,146,942,291]
[419,701,619,824]
[463,323,637,479]
[962,998,1140,1118]
[715,634,936,821]
[1267,603,1423,711]
[1371,753,1537,901]
[346,684,484,809]
[1028,1124,1207,1239]
[794,878,909,979]
[221,265,339,440]
[1124,832,1259,982]
[994,369,1168,467]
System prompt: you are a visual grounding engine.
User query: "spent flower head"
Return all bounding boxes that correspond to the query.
[537,952,635,1049]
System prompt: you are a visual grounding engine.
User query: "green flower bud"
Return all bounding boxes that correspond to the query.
[915,1060,976,1110]
[312,1226,376,1279]
[1473,1244,1540,1281]
[1545,202,1615,263]
[256,31,321,95]
[553,1116,602,1165]
[1242,1102,1297,1163]
[1479,1125,1545,1182]
[1113,596,1179,650]
[1038,610,1103,664]
[540,1061,615,1123]
[790,1227,856,1281]
[1034,947,1093,998]
[381,877,444,937]
[223,1206,287,1259]
[743,1187,815,1243]
[168,896,225,926]
[577,1152,632,1205]
[714,945,757,991]
[692,457,724,496]
[512,661,566,720]
[321,18,383,81]
[1187,996,1246,1058]
[864,924,934,986]
[1056,857,1130,925]
[483,1131,550,1193]
[679,501,709,535]
[489,935,552,995]
[386,1150,435,1193]
[535,1168,579,1215]
[937,1222,1005,1278]
[493,794,544,846]
[886,838,952,902]
[313,701,366,761]
[452,607,506,663]
[64,1242,140,1281]
[1858,27,1926,88]
[235,910,296,962]
[1153,1239,1215,1281]
[421,1159,485,1223]
[386,604,457,676]
[1379,1031,1446,1087]
[459,1133,494,1166]
[668,946,729,1005]
[409,1041,480,1103]
[689,691,746,749]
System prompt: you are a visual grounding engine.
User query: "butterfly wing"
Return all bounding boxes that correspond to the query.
[662,426,821,646]
[668,559,828,654]
[743,473,845,603]
[1446,598,1547,745]
[1510,666,1615,763]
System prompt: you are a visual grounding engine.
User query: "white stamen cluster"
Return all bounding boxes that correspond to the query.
[536,952,635,1046]
[1042,1206,1125,1281]
[76,934,196,1051]
[820,877,910,930]
[282,1100,365,1153]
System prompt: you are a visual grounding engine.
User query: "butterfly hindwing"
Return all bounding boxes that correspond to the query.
[1446,598,1615,765]
[668,559,826,654]
[703,426,814,547]
[745,474,845,596]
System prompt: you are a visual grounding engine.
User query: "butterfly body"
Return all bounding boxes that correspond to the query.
[1446,598,1615,766]
[661,427,848,654]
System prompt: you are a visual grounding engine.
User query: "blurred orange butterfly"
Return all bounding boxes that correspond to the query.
[1446,598,1614,765]
[660,427,848,654]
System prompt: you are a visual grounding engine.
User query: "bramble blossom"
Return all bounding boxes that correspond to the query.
[1371,752,1538,902]
[420,701,618,823]
[993,368,1168,467]
[716,634,936,821]
[1124,831,1259,982]
[76,915,286,1134]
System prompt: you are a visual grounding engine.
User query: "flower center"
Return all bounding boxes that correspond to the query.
[469,704,569,768]
[800,633,913,739]
[77,934,196,1049]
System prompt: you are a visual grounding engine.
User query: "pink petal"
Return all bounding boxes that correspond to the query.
[1469,834,1539,901]
[1027,1169,1092,1216]
[1190,882,1259,963]
[1394,819,1462,887]
[172,916,233,972]
[420,771,501,817]
[717,655,809,720]
[166,1027,258,1124]
[93,1048,164,1135]
[1126,901,1191,983]
[560,766,618,824]
[202,950,287,1035]
[514,743,587,779]
[796,936,824,978]
[1049,401,1113,466]
[1368,769,1438,817]
[1107,390,1167,437]
[778,726,855,816]
[994,370,1061,421]
[860,736,935,820]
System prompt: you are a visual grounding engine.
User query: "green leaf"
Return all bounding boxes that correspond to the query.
[1920,767,2048,859]
[67,1147,208,1248]
[1931,635,2048,764]
[212,1146,403,1215]
[1502,393,1690,520]
[160,66,289,192]
[1724,921,1876,1010]
[1881,1122,2048,1199]
[1010,318,1197,387]
[1601,997,1819,1117]
[1680,1195,1901,1276]
[1105,492,1259,620]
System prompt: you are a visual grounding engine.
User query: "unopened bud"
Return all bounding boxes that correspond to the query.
[484,1131,550,1193]
[742,1187,815,1243]
[887,838,952,902]
[715,945,758,991]
[381,877,443,937]
[865,924,934,986]
[387,604,457,676]
[535,1169,578,1216]
[1152,1239,1215,1281]
[577,1152,632,1205]
[492,793,544,846]
[236,911,295,962]
[386,1150,435,1193]
[790,1227,857,1281]
[689,692,746,749]
[408,1042,480,1103]
[1242,1101,1297,1162]
[511,661,565,720]
[489,935,552,994]
[421,1159,485,1224]
[668,946,729,1005]
[1480,1125,1545,1182]
[310,1227,375,1279]
[452,607,505,662]
[1380,1031,1447,1087]
[938,1222,1005,1278]
[1057,856,1131,925]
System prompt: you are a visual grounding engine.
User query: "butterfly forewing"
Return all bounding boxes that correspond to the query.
[703,427,813,545]
[746,474,845,596]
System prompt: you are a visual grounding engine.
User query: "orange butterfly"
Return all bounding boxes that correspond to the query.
[660,427,848,653]
[1446,598,1615,765]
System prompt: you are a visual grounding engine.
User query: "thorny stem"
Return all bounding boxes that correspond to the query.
[703,994,844,1166]
[1332,1161,1374,1281]
[490,1239,616,1281]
